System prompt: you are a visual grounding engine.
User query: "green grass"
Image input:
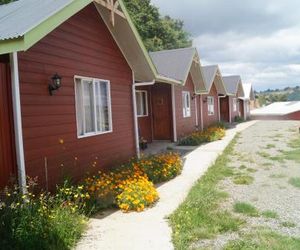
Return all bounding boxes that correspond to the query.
[288,177,300,189]
[247,168,257,173]
[270,174,287,179]
[233,175,254,185]
[262,210,279,219]
[169,136,244,249]
[258,151,271,158]
[224,229,300,250]
[266,144,276,149]
[239,165,247,170]
[281,221,297,228]
[234,202,259,217]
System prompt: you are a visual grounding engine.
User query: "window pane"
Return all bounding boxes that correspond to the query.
[136,92,142,116]
[142,92,147,115]
[83,80,95,133]
[75,79,84,136]
[96,82,110,132]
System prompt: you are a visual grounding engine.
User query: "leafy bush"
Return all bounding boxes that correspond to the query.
[234,116,245,123]
[178,126,226,146]
[0,182,87,250]
[116,176,159,212]
[138,152,183,183]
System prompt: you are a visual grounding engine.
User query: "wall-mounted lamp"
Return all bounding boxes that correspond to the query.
[203,97,207,103]
[49,73,62,96]
[191,93,197,100]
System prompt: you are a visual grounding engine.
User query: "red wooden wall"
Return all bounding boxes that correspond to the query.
[202,82,219,128]
[17,4,135,188]
[174,74,198,138]
[0,61,17,188]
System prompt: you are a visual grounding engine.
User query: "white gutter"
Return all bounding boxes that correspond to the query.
[229,96,232,123]
[171,85,177,142]
[10,52,26,193]
[218,95,226,122]
[132,72,155,158]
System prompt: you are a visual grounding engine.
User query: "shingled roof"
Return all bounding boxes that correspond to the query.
[149,48,207,93]
[201,65,228,95]
[223,75,244,97]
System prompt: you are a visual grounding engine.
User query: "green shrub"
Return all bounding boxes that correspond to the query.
[178,126,226,146]
[234,116,245,123]
[0,182,87,250]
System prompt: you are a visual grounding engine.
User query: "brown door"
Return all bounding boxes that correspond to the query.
[0,62,16,188]
[220,97,229,122]
[239,100,244,118]
[152,84,172,140]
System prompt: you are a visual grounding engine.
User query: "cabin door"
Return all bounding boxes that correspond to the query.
[220,97,230,122]
[239,100,244,118]
[0,62,16,188]
[152,84,172,140]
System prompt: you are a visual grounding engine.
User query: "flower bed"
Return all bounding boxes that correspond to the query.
[178,125,226,146]
[84,152,182,212]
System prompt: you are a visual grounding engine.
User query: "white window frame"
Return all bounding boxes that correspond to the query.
[74,75,113,139]
[246,101,250,113]
[182,91,191,118]
[136,90,149,117]
[207,96,215,116]
[233,98,237,112]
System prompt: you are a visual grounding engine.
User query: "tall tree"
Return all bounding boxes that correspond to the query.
[123,0,192,51]
[0,0,15,5]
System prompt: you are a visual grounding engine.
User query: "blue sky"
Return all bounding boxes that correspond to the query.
[151,0,300,91]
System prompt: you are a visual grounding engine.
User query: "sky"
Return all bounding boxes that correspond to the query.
[151,0,300,91]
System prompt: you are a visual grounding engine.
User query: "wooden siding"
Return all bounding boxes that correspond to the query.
[17,4,135,188]
[202,82,219,128]
[174,74,198,138]
[0,62,17,188]
[136,86,153,143]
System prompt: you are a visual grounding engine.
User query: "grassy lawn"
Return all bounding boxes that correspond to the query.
[225,230,300,250]
[169,136,244,249]
[234,202,259,217]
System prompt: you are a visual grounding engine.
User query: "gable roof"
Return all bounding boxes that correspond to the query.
[241,83,255,100]
[149,48,206,93]
[0,0,180,83]
[201,65,228,95]
[251,102,300,116]
[223,75,245,97]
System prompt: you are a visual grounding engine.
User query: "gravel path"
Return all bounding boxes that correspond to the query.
[194,120,300,249]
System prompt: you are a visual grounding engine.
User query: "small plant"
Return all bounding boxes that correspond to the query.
[270,174,286,179]
[288,177,300,189]
[234,116,245,123]
[234,202,259,217]
[247,168,257,173]
[262,210,278,219]
[239,165,247,170]
[281,221,296,228]
[266,144,276,149]
[233,175,254,185]
[258,151,271,158]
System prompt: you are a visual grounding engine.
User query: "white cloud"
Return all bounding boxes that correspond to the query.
[151,0,300,90]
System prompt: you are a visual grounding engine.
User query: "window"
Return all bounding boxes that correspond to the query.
[136,90,148,117]
[75,76,112,138]
[207,96,214,115]
[182,91,191,117]
[233,98,237,112]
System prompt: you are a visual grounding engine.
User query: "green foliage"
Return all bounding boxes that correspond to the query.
[288,89,300,101]
[0,0,15,5]
[288,177,300,188]
[123,0,192,51]
[170,137,244,249]
[0,182,87,250]
[233,175,254,185]
[261,210,279,219]
[234,116,245,123]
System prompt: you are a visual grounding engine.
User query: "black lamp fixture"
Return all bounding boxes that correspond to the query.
[49,73,62,96]
[191,93,197,100]
[203,97,208,103]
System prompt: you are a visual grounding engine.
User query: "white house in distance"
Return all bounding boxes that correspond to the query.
[240,83,255,120]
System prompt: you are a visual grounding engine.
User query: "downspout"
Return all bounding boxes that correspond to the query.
[171,85,177,142]
[194,95,198,128]
[10,52,26,193]
[132,71,155,158]
[243,100,247,120]
[218,95,226,122]
[200,95,204,131]
[229,96,232,123]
